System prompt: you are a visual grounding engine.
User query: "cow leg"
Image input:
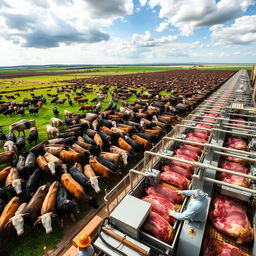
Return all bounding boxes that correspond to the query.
[70,213,76,223]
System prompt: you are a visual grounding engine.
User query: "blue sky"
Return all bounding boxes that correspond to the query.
[0,0,255,65]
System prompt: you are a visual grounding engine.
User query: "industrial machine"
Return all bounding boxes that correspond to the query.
[94,70,256,256]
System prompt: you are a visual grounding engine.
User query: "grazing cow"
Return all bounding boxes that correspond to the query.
[27,127,38,145]
[53,107,59,116]
[51,117,65,129]
[50,97,58,104]
[5,168,23,195]
[9,120,36,135]
[3,140,17,153]
[64,110,73,118]
[79,105,96,112]
[29,107,39,115]
[3,109,14,116]
[46,125,59,139]
[57,185,79,226]
[77,98,88,104]
[61,173,98,208]
[17,107,25,116]
[35,101,43,109]
[56,99,66,105]
[84,164,100,193]
[34,181,59,234]
[0,196,19,233]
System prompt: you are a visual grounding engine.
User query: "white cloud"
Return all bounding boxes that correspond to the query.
[0,0,134,48]
[156,20,169,32]
[211,15,256,45]
[139,0,148,7]
[234,51,241,55]
[146,0,254,35]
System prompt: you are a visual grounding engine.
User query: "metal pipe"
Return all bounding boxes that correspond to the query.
[214,151,256,163]
[176,124,256,138]
[226,112,256,118]
[144,151,256,180]
[193,175,256,194]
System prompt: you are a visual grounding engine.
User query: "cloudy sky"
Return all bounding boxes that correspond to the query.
[0,0,255,66]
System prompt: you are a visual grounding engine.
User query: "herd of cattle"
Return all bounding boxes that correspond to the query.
[0,70,235,245]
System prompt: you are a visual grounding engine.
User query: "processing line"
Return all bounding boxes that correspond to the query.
[92,69,255,256]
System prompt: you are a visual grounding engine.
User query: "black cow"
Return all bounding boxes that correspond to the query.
[27,128,38,145]
[53,107,59,116]
[17,107,25,116]
[16,136,25,151]
[3,109,14,116]
[6,132,16,143]
[29,107,39,115]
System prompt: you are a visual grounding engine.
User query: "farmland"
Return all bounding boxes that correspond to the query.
[0,65,248,256]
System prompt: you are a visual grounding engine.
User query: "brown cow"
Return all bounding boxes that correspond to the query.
[0,196,19,232]
[94,133,103,149]
[35,181,59,234]
[36,155,49,173]
[132,135,152,150]
[59,150,89,164]
[89,158,110,178]
[79,105,96,112]
[0,151,16,165]
[5,168,23,195]
[118,137,132,152]
[0,166,12,186]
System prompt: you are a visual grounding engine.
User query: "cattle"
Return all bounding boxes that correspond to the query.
[3,140,17,153]
[57,185,79,226]
[77,98,88,104]
[53,107,59,116]
[56,99,66,105]
[51,117,65,129]
[29,107,39,115]
[100,152,124,167]
[89,158,111,178]
[24,185,49,226]
[25,169,41,200]
[64,110,73,118]
[84,164,101,191]
[0,196,19,233]
[27,127,38,145]
[24,152,37,176]
[16,136,25,151]
[5,168,23,195]
[3,109,14,116]
[50,97,58,104]
[9,120,36,135]
[16,156,26,178]
[61,173,98,208]
[7,203,28,236]
[68,166,94,194]
[59,150,89,164]
[0,166,12,186]
[44,145,65,157]
[109,145,128,166]
[34,181,59,234]
[46,125,59,139]
[36,155,49,173]
[79,105,96,112]
[0,151,16,166]
[17,107,25,116]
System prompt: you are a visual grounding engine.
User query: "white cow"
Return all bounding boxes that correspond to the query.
[46,125,59,138]
[3,140,17,153]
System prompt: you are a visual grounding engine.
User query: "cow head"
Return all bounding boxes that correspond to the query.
[41,213,53,234]
[47,162,56,175]
[89,176,101,193]
[12,179,22,195]
[121,153,128,166]
[11,214,25,236]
